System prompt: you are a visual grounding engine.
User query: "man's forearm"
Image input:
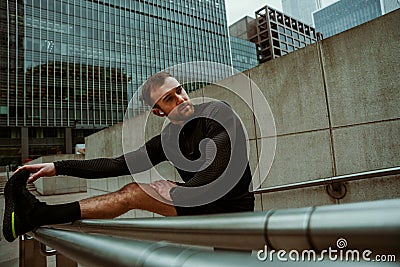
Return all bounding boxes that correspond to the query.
[54,156,130,179]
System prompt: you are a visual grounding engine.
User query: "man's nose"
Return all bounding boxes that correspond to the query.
[175,94,185,104]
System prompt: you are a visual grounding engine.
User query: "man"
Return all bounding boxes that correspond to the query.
[3,72,254,242]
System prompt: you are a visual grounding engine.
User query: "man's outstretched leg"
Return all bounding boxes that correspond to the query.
[79,182,177,219]
[3,170,176,242]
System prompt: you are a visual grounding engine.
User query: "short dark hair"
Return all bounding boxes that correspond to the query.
[141,72,172,107]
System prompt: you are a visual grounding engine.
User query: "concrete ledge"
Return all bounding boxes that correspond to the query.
[29,154,87,195]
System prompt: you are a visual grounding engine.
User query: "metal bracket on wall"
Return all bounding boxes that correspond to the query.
[39,243,58,257]
[326,182,347,199]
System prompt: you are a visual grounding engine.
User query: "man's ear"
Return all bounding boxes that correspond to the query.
[152,108,165,117]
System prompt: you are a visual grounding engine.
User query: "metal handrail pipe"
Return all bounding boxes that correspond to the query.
[54,211,270,251]
[28,228,371,267]
[50,199,400,254]
[253,167,400,194]
[267,199,400,255]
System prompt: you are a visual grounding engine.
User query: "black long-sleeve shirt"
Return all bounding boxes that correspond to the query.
[54,101,254,209]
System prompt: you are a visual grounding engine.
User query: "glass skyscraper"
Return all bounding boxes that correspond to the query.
[313,0,386,38]
[381,0,400,13]
[229,36,258,72]
[0,0,231,165]
[282,0,321,26]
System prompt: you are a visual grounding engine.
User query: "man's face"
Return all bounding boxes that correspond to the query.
[150,77,194,123]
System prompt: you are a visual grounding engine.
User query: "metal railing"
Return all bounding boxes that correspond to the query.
[253,167,400,194]
[21,198,400,266]
[30,228,270,267]
[19,165,400,266]
[47,198,400,253]
[28,228,391,267]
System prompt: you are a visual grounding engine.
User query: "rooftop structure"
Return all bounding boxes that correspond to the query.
[249,5,317,63]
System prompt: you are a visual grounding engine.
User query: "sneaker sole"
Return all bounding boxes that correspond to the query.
[2,170,30,242]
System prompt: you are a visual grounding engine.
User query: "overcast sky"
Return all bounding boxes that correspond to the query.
[225,0,282,25]
[225,0,338,25]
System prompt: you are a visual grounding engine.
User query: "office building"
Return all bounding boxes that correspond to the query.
[381,0,400,13]
[229,36,258,72]
[0,0,232,166]
[282,0,321,26]
[313,0,399,38]
[249,5,317,63]
[229,16,257,40]
[229,17,259,71]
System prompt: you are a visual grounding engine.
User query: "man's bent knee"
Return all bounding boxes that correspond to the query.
[118,182,155,200]
[119,182,141,195]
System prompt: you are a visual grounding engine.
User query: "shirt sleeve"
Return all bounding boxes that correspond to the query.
[54,135,166,179]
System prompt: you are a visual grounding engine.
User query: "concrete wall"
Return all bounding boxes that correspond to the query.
[29,154,86,195]
[84,10,400,217]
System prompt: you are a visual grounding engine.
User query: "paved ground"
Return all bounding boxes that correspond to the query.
[0,191,88,266]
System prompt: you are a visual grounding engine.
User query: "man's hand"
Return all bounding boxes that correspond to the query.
[15,163,56,183]
[149,180,177,202]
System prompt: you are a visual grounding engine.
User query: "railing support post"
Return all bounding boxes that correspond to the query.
[56,254,78,267]
[19,235,46,267]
